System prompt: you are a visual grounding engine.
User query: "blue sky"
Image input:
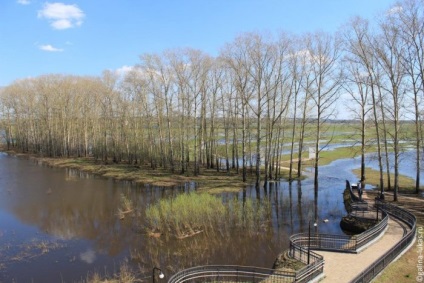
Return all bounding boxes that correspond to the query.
[0,0,397,87]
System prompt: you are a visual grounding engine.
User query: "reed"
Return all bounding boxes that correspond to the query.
[118,193,134,219]
[145,193,271,238]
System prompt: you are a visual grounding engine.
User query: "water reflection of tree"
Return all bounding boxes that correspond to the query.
[4,161,344,280]
[141,230,284,276]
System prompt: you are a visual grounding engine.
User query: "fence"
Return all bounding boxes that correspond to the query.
[167,265,296,283]
[350,199,417,283]
[168,187,414,283]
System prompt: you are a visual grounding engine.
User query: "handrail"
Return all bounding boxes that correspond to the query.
[350,200,417,283]
[289,188,389,254]
[167,186,414,283]
[168,265,296,283]
[355,209,388,250]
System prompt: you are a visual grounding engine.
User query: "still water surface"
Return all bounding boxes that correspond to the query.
[0,152,353,282]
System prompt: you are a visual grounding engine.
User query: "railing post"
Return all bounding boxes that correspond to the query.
[308,222,311,264]
[376,206,378,221]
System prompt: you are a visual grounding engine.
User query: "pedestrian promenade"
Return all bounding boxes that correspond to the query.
[315,191,411,282]
[166,189,417,283]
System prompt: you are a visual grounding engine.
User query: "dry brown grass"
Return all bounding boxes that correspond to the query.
[3,147,295,194]
[85,263,140,283]
[22,153,256,193]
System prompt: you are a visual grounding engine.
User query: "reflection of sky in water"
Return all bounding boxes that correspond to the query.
[80,249,96,264]
[317,149,424,187]
[363,150,424,185]
[0,147,422,281]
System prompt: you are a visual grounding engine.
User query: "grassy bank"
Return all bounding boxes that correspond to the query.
[371,193,424,283]
[2,142,363,192]
[2,148,258,193]
[352,167,424,192]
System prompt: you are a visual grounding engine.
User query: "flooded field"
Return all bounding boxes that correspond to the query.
[0,152,356,282]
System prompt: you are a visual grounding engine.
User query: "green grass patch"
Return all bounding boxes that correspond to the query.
[352,167,423,192]
[280,145,361,168]
[145,192,271,238]
[319,146,361,166]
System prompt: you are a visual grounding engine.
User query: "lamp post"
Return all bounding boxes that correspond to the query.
[307,220,317,264]
[152,267,165,283]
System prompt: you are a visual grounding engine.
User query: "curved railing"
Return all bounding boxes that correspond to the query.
[350,199,417,283]
[168,185,414,283]
[168,265,296,283]
[288,189,388,283]
[288,235,325,283]
[355,209,388,251]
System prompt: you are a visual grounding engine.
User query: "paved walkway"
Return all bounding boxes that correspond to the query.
[316,217,406,282]
[315,191,410,282]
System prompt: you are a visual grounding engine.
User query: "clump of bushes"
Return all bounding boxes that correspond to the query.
[145,193,226,238]
[145,193,271,238]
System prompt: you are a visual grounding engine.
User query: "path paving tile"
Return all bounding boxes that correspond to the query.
[315,191,409,283]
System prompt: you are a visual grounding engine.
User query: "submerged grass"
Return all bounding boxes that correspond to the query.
[145,193,271,238]
[118,193,134,219]
[146,193,226,238]
[20,153,254,193]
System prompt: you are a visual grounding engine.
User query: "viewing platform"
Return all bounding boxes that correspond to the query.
[167,184,417,283]
[316,191,411,282]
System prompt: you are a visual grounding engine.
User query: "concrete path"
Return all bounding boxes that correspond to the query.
[316,217,407,282]
[315,191,409,282]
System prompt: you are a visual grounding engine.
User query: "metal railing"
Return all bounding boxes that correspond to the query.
[167,186,413,283]
[344,180,368,213]
[355,209,388,250]
[290,232,355,253]
[350,200,417,283]
[167,265,296,283]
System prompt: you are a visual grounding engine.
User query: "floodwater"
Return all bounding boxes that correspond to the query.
[0,152,352,282]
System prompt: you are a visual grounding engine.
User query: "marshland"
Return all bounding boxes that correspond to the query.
[0,131,422,282]
[1,1,424,282]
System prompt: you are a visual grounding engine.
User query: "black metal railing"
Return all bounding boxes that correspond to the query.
[167,187,414,283]
[344,180,368,213]
[294,255,324,283]
[167,265,296,283]
[290,232,355,253]
[355,209,388,251]
[350,200,417,283]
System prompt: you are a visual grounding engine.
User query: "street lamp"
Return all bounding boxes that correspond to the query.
[307,220,317,264]
[152,267,165,283]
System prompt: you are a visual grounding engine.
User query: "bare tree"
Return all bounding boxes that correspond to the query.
[306,32,343,190]
[396,0,424,194]
[374,11,408,201]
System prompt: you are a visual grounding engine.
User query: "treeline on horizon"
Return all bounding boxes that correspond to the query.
[0,0,423,199]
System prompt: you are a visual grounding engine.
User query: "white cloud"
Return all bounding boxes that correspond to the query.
[17,0,31,5]
[39,44,64,52]
[115,65,135,76]
[38,2,85,30]
[387,6,403,15]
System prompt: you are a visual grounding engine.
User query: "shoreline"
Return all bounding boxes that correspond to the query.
[0,147,256,193]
